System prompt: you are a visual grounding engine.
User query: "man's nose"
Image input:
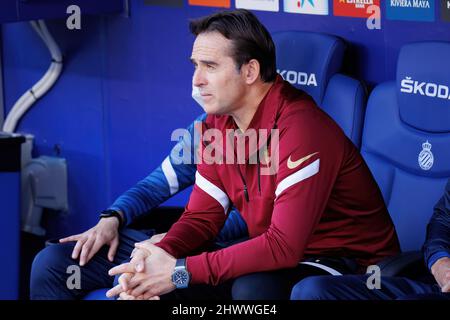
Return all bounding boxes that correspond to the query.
[192,68,206,87]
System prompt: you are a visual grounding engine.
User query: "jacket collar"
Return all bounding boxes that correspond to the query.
[240,74,284,133]
[221,75,285,163]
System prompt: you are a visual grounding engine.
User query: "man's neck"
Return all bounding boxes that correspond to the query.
[231,81,273,131]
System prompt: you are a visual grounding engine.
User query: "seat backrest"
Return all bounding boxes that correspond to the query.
[273,31,366,147]
[361,41,450,252]
[273,31,345,104]
[322,74,366,148]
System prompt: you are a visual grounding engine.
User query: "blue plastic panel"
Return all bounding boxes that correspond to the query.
[0,0,124,23]
[0,172,21,299]
[0,0,17,23]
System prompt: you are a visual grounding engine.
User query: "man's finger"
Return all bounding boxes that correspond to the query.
[59,234,81,243]
[130,279,153,297]
[79,236,95,266]
[119,292,135,300]
[108,237,119,262]
[109,262,136,276]
[86,238,104,264]
[106,283,125,298]
[118,273,133,292]
[71,238,85,260]
[441,281,450,293]
[127,276,140,290]
[130,249,149,273]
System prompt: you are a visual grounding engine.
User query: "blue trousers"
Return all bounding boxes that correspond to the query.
[30,228,153,300]
[291,274,450,300]
[30,228,349,300]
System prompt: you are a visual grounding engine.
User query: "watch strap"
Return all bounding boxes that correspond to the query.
[176,258,186,268]
[100,209,124,228]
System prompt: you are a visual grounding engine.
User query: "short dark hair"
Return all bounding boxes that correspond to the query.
[189,9,277,83]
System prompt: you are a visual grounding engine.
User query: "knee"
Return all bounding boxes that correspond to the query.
[30,243,74,285]
[232,274,281,300]
[290,276,335,300]
[232,276,259,300]
[231,278,252,300]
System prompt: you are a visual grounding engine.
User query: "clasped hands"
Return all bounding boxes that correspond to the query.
[106,233,177,300]
[431,256,450,293]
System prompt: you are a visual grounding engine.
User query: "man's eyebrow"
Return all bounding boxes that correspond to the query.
[190,58,218,66]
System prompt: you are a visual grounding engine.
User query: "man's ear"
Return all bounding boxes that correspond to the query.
[242,59,261,85]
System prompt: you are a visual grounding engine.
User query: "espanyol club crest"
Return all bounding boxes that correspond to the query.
[418,140,434,171]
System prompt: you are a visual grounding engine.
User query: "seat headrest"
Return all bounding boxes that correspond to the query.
[272,31,345,104]
[397,42,450,133]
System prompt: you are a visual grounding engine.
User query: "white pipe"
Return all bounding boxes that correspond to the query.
[3,21,59,132]
[30,21,46,46]
[2,20,63,133]
[3,62,62,132]
[2,93,37,132]
[38,20,62,62]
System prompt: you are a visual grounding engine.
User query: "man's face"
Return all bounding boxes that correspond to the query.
[190,32,247,115]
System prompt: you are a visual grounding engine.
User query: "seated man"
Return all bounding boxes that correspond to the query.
[292,178,450,300]
[29,112,248,300]
[105,9,400,301]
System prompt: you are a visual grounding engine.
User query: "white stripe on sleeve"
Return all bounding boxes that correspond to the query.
[195,171,229,214]
[275,159,320,197]
[299,261,342,276]
[162,156,179,195]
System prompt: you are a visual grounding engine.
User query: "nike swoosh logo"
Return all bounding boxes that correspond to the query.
[287,152,319,170]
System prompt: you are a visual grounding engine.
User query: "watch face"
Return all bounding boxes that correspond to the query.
[172,270,189,286]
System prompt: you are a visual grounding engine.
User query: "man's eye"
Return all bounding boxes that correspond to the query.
[207,64,215,70]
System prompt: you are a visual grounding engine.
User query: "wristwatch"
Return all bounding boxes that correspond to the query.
[99,209,124,228]
[171,258,190,289]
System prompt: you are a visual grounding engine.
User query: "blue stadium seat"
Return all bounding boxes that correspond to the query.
[273,31,366,147]
[361,41,450,254]
[83,288,112,300]
[290,40,450,300]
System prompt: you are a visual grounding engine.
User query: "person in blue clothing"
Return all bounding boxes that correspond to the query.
[291,178,450,300]
[29,112,248,300]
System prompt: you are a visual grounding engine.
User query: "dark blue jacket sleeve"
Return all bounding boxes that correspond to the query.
[423,179,450,270]
[107,113,248,241]
[108,114,206,226]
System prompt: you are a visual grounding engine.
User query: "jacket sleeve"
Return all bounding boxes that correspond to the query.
[423,179,450,270]
[184,110,350,285]
[108,114,207,226]
[155,156,229,258]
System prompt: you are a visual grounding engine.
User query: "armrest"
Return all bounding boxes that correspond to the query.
[378,251,427,278]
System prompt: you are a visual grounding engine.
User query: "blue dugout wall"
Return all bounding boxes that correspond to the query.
[1,0,449,237]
